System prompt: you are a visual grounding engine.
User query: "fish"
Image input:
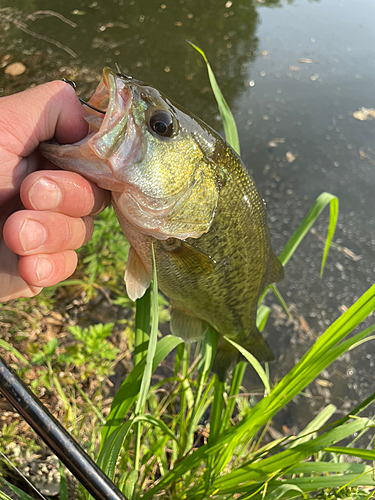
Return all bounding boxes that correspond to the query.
[41,67,284,381]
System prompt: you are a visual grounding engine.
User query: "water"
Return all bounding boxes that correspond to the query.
[1,0,374,434]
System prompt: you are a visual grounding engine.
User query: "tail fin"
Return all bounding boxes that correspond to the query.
[211,329,274,382]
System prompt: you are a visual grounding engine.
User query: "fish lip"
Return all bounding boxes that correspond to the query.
[85,67,132,159]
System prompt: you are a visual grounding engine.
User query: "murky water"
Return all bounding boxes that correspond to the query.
[1,0,374,434]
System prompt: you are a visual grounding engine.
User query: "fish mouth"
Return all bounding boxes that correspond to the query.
[40,67,143,191]
[81,67,132,159]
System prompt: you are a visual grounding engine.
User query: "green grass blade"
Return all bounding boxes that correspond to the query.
[271,473,375,493]
[324,446,375,461]
[221,361,246,432]
[331,390,375,429]
[0,480,37,500]
[270,285,292,318]
[266,484,307,500]
[52,374,73,422]
[206,376,225,487]
[136,414,177,442]
[210,418,372,493]
[189,41,240,154]
[278,192,338,275]
[98,421,132,480]
[100,335,183,448]
[98,415,177,483]
[197,326,218,376]
[224,337,271,395]
[289,404,337,448]
[0,340,30,366]
[288,462,372,474]
[73,380,106,425]
[121,470,138,499]
[59,462,68,500]
[135,244,158,415]
[256,304,270,332]
[209,377,225,441]
[184,328,217,453]
[174,342,184,376]
[0,491,13,500]
[349,334,375,350]
[245,468,375,499]
[362,491,375,500]
[134,287,150,367]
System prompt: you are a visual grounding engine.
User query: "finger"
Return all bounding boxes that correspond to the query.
[0,80,88,157]
[3,211,93,256]
[0,239,42,302]
[18,250,78,287]
[0,81,89,206]
[21,170,111,217]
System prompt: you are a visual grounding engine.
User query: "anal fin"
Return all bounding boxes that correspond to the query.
[170,302,205,342]
[124,246,151,301]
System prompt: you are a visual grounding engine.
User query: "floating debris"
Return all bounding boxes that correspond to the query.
[310,228,362,261]
[316,379,333,388]
[335,262,344,272]
[267,138,285,148]
[353,108,375,121]
[359,148,375,166]
[288,65,300,71]
[298,58,315,64]
[286,151,296,163]
[4,62,26,75]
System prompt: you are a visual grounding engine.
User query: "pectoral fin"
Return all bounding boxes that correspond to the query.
[162,239,216,275]
[124,246,151,301]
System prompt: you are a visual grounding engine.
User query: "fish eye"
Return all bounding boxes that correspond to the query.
[149,110,174,137]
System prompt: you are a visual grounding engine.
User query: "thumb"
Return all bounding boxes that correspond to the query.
[0,80,88,158]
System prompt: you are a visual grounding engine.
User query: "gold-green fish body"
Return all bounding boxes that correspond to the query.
[41,67,284,379]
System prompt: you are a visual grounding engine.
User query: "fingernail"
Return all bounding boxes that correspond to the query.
[20,219,47,251]
[36,258,53,281]
[29,177,62,210]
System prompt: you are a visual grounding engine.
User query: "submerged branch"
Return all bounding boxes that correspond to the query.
[0,10,77,58]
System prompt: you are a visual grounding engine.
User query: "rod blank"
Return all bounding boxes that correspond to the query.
[0,355,128,500]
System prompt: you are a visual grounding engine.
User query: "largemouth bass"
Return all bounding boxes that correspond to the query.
[41,67,284,380]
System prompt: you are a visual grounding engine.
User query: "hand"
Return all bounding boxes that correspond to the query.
[0,81,111,302]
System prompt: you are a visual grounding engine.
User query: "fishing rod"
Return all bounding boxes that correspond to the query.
[0,355,128,500]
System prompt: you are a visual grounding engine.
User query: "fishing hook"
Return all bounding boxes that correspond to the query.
[115,62,132,80]
[62,78,106,114]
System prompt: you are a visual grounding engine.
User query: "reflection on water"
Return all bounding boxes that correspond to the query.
[0,0,374,433]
